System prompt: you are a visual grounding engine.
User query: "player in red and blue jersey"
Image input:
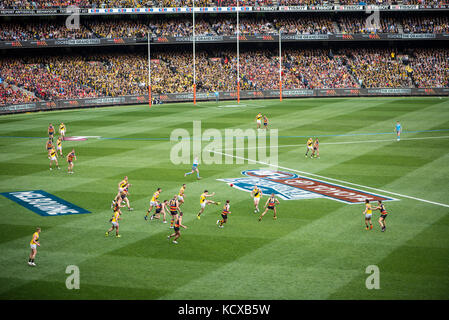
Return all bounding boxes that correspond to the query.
[259,193,280,221]
[373,200,389,232]
[216,200,231,228]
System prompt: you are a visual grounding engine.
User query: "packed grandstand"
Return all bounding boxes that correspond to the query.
[0,1,448,108]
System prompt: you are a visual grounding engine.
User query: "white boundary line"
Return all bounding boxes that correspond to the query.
[208,149,449,208]
[225,135,449,150]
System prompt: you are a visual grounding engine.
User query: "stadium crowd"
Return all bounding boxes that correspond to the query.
[2,14,449,41]
[1,47,448,106]
[0,83,39,106]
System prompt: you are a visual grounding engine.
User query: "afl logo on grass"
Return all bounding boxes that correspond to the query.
[1,190,90,216]
[218,170,397,204]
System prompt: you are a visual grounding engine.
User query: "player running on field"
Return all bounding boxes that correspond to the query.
[145,188,161,220]
[259,193,280,221]
[255,112,263,129]
[168,212,187,244]
[49,146,60,170]
[150,200,169,224]
[114,176,130,204]
[168,195,180,228]
[372,200,388,232]
[66,149,76,174]
[28,227,41,266]
[59,122,66,140]
[178,184,186,206]
[48,123,55,142]
[184,156,201,179]
[311,138,320,159]
[363,199,373,230]
[395,120,402,141]
[263,115,268,130]
[251,185,262,213]
[56,136,63,156]
[115,186,133,211]
[217,200,231,228]
[46,138,53,158]
[305,137,314,158]
[106,209,121,238]
[197,190,220,219]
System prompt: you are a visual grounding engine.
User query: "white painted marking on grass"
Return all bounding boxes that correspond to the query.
[217,104,247,108]
[208,149,449,208]
[225,135,449,150]
[74,136,102,139]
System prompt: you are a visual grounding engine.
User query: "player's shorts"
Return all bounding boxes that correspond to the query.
[67,160,72,165]
[156,209,162,214]
[200,202,206,209]
[254,196,260,202]
[178,195,184,201]
[308,145,313,150]
[264,122,268,126]
[192,164,198,171]
[313,146,317,150]
[47,147,52,151]
[120,194,126,200]
[174,226,180,232]
[50,156,56,161]
[30,244,37,250]
[112,221,118,227]
[268,205,275,210]
[150,201,157,207]
[365,214,372,219]
[380,214,388,220]
[257,120,261,125]
[49,132,54,136]
[221,214,227,220]
[170,210,178,216]
[60,129,65,135]
[57,146,62,151]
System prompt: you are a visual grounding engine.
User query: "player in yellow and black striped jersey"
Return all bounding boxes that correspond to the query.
[255,112,263,129]
[251,185,262,213]
[197,190,220,219]
[106,206,122,238]
[113,176,130,208]
[145,188,162,220]
[49,146,60,171]
[177,184,186,206]
[363,199,373,230]
[28,227,41,266]
[59,122,66,140]
[305,138,314,158]
[56,136,63,156]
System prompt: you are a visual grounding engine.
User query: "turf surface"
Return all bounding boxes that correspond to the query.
[0,97,448,299]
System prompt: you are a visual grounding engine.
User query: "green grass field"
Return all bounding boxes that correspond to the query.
[0,97,448,300]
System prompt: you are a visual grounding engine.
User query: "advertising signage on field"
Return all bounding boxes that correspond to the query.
[1,88,448,115]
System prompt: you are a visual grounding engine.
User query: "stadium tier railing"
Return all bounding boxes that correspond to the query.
[1,88,448,115]
[1,4,449,16]
[1,33,447,49]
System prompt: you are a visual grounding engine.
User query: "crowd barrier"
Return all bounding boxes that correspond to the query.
[2,87,448,115]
